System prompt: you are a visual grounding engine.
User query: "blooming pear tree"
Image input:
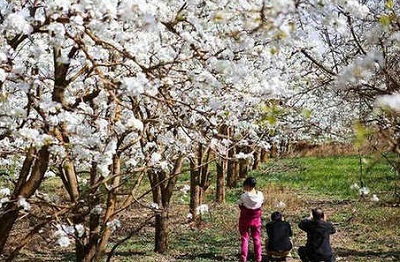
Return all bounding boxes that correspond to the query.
[280,0,400,197]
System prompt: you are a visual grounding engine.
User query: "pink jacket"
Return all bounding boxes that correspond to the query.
[239,206,262,226]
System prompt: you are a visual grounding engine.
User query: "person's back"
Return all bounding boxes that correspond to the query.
[298,208,336,262]
[237,177,264,262]
[266,211,292,255]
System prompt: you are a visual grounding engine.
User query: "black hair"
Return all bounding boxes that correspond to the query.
[312,208,324,221]
[243,177,256,188]
[271,211,283,221]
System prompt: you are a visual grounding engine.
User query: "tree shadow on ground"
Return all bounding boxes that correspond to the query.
[176,253,237,261]
[335,247,400,260]
[109,250,147,257]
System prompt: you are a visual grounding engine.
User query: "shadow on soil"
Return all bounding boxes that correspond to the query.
[335,248,400,259]
[176,253,237,261]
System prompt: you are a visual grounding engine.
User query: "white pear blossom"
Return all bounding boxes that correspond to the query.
[150,203,159,209]
[57,236,71,247]
[10,107,26,118]
[121,73,148,96]
[0,188,11,196]
[180,185,190,194]
[4,13,33,34]
[350,183,360,190]
[126,158,138,167]
[0,69,7,82]
[54,225,72,247]
[275,200,286,210]
[359,186,370,196]
[195,204,209,215]
[18,128,40,141]
[159,161,170,171]
[150,152,162,165]
[18,197,31,211]
[0,0,395,255]
[127,117,144,131]
[370,194,379,202]
[235,152,250,159]
[91,205,103,215]
[0,197,9,208]
[75,224,85,237]
[62,225,75,234]
[106,219,121,232]
[77,176,88,185]
[338,0,369,18]
[0,51,7,62]
[47,22,66,38]
[376,93,400,112]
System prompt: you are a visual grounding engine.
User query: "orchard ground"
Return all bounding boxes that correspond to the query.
[12,156,400,261]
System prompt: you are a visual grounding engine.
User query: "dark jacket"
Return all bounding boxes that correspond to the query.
[266,220,293,251]
[298,218,336,260]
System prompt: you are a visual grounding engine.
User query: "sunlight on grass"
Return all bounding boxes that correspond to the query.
[255,155,396,200]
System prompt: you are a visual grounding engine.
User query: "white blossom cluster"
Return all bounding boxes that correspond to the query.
[53,224,85,247]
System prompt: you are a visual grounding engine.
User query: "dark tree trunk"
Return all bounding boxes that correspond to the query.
[148,170,162,207]
[73,162,102,262]
[226,145,238,188]
[0,146,49,254]
[260,148,268,163]
[189,144,211,221]
[252,148,260,170]
[216,159,225,203]
[199,147,211,202]
[0,204,19,253]
[190,164,201,221]
[239,159,248,178]
[152,156,184,253]
[154,209,169,253]
[270,143,278,158]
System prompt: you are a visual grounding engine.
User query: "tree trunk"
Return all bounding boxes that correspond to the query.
[93,155,121,261]
[0,146,49,254]
[190,143,211,221]
[226,145,238,188]
[239,159,248,178]
[199,148,211,202]
[78,163,102,262]
[252,148,260,170]
[152,156,184,253]
[148,169,162,206]
[154,209,169,253]
[270,143,278,158]
[260,148,268,163]
[61,159,80,202]
[190,164,201,221]
[216,159,225,203]
[0,204,19,253]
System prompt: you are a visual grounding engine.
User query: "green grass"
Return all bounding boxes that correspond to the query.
[255,155,398,200]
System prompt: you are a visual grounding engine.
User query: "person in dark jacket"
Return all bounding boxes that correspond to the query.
[265,211,293,259]
[298,208,336,262]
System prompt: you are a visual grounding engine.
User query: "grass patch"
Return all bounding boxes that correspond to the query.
[256,155,397,200]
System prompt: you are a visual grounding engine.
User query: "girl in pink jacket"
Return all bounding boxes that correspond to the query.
[238,177,264,262]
